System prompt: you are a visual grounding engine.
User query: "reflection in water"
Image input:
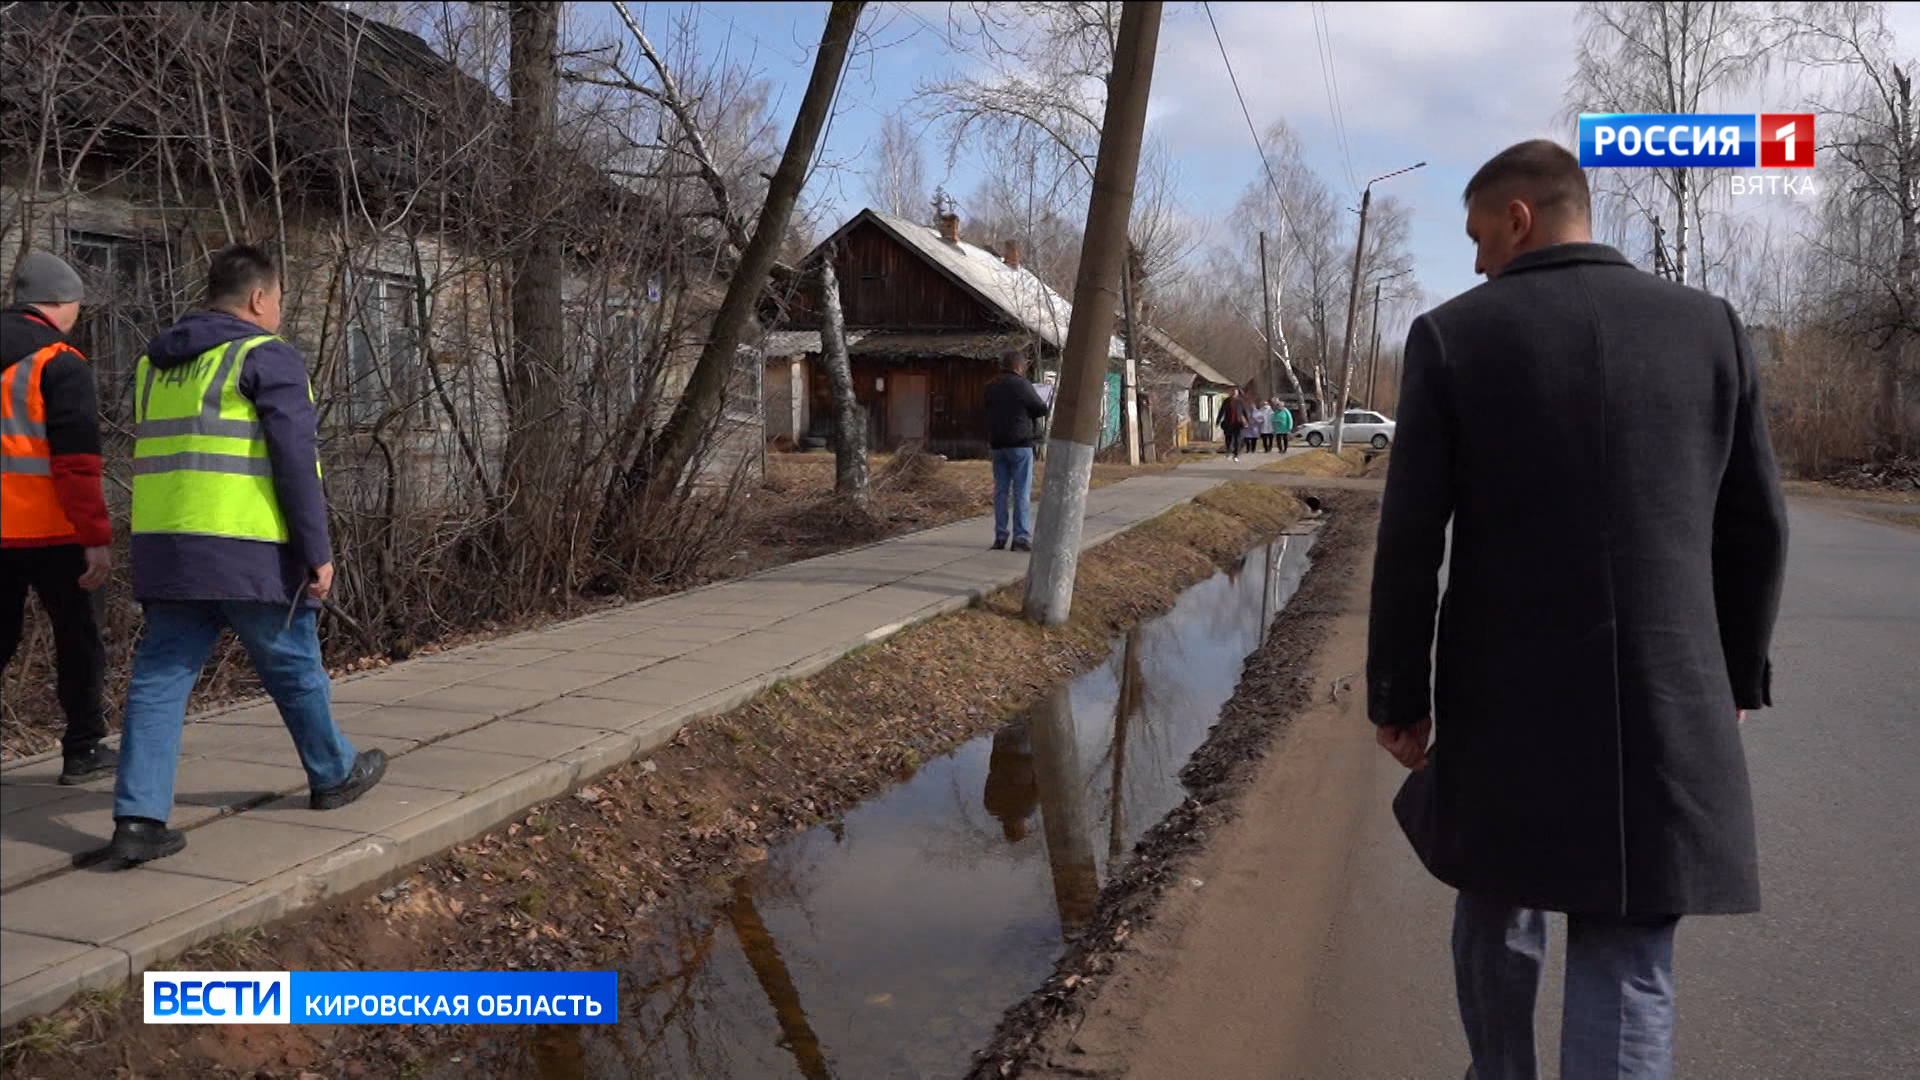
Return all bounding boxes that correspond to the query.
[1028,685,1100,936]
[1108,628,1142,863]
[982,720,1037,843]
[491,532,1319,1080]
[726,876,834,1080]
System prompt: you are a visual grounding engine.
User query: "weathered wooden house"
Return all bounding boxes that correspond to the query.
[762,208,1127,458]
[1,2,758,510]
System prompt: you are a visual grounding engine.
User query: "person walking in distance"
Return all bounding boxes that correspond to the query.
[1,253,116,785]
[1219,388,1246,460]
[1368,140,1788,1080]
[983,351,1050,552]
[1253,397,1274,453]
[1271,398,1294,452]
[106,245,385,867]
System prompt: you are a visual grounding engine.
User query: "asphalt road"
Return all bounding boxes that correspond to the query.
[1301,501,1920,1077]
[1043,500,1920,1078]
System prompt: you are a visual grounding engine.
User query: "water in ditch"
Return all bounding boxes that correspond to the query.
[447,529,1318,1079]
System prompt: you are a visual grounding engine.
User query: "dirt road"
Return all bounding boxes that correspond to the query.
[1014,499,1920,1079]
[1017,529,1471,1079]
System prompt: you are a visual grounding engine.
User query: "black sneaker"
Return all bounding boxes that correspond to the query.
[310,748,387,810]
[59,744,117,785]
[106,818,186,868]
[1010,538,1033,553]
[991,538,1008,551]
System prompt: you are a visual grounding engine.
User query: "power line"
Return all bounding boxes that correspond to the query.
[1309,1,1357,192]
[1202,1,1305,243]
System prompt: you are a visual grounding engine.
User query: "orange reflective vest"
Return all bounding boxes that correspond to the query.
[0,341,83,541]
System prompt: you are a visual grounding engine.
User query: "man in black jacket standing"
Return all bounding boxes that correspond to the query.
[983,352,1050,552]
[1368,141,1788,1080]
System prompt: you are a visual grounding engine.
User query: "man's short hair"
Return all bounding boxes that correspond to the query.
[1000,351,1029,372]
[205,244,279,307]
[1462,140,1590,219]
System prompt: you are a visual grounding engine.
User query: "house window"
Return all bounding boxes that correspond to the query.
[66,230,171,425]
[343,270,423,427]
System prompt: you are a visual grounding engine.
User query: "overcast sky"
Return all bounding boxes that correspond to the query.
[583,1,1920,335]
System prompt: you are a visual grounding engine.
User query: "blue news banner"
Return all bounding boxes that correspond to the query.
[144,970,618,1024]
[1578,112,1815,169]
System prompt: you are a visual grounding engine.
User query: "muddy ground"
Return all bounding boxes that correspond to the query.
[967,492,1375,1079]
[2,481,1291,1080]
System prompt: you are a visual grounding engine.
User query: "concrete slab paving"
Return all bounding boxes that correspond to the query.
[0,464,1255,1028]
[244,782,459,835]
[148,817,363,885]
[334,704,493,743]
[467,664,618,695]
[0,930,92,985]
[385,746,550,795]
[531,649,659,675]
[0,865,240,945]
[172,758,307,809]
[396,683,561,719]
[431,720,604,760]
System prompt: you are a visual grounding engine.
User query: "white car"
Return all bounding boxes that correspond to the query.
[1298,409,1396,449]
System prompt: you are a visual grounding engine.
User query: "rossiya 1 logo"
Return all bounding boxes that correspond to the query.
[1578,113,1816,196]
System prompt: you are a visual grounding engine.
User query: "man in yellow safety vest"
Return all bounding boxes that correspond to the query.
[106,244,384,867]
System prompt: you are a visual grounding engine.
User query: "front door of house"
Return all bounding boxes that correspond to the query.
[889,373,930,445]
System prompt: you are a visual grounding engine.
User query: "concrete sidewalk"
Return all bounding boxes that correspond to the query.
[0,462,1262,1027]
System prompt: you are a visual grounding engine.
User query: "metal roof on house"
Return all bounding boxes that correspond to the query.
[814,209,1125,360]
[1138,324,1235,388]
[758,329,1039,361]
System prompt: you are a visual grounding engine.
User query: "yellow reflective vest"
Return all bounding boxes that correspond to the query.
[131,335,317,543]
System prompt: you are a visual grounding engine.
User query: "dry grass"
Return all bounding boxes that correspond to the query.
[1257,448,1369,477]
[1,482,1302,1080]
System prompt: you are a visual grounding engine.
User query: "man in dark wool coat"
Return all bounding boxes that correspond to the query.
[1368,140,1788,1080]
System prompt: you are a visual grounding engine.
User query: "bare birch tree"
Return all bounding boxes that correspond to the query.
[864,109,928,218]
[1569,2,1774,288]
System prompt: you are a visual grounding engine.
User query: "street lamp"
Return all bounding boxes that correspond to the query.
[1332,162,1425,454]
[1364,267,1414,410]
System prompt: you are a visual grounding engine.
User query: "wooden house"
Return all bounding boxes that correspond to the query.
[762,208,1125,458]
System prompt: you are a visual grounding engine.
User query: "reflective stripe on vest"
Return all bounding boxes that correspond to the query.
[130,335,304,543]
[1,342,82,540]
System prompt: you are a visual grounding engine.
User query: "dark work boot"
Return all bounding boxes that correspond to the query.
[310,748,387,811]
[991,536,1008,551]
[1010,538,1033,553]
[59,744,117,785]
[107,817,186,868]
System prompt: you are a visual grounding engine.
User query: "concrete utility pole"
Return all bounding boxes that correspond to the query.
[1022,0,1162,626]
[1332,162,1423,454]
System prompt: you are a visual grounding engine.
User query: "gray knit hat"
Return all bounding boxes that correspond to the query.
[12,252,86,305]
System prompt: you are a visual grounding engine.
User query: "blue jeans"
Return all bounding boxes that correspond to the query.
[1454,892,1681,1080]
[115,601,359,823]
[991,447,1035,544]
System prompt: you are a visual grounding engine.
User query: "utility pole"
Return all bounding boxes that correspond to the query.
[1363,268,1410,410]
[1364,279,1382,409]
[1259,231,1277,399]
[1120,249,1143,466]
[1023,0,1162,626]
[1332,162,1423,454]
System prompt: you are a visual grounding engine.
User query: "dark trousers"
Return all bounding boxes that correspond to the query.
[1261,433,1275,452]
[0,545,109,755]
[1277,433,1289,452]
